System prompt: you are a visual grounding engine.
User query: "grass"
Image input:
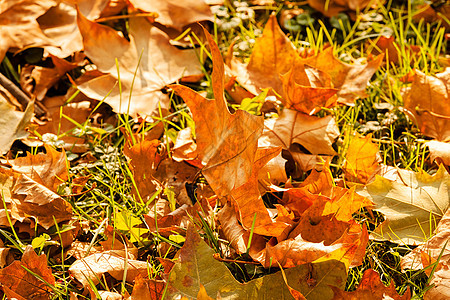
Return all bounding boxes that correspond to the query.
[0,0,449,299]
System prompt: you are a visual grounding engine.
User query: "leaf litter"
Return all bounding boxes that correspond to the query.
[0,0,449,299]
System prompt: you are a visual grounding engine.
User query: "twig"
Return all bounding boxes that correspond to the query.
[0,72,46,117]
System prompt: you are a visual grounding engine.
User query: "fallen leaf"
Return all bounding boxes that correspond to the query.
[0,245,55,300]
[69,250,148,287]
[124,139,162,202]
[302,48,383,104]
[371,35,421,64]
[425,140,450,166]
[77,10,201,117]
[0,97,33,154]
[37,0,83,58]
[280,63,338,115]
[166,224,347,300]
[0,167,73,229]
[401,204,450,271]
[343,133,381,184]
[355,164,450,244]
[228,14,298,96]
[230,147,290,236]
[10,144,68,192]
[404,68,450,141]
[262,108,340,156]
[330,269,411,299]
[172,127,198,162]
[170,28,263,197]
[130,274,165,300]
[20,54,82,100]
[0,0,56,62]
[129,0,213,31]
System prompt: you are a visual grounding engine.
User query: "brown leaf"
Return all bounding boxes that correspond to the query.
[0,97,34,154]
[0,168,73,229]
[404,68,450,141]
[230,147,291,236]
[124,139,162,202]
[330,269,411,300]
[77,10,201,117]
[130,274,165,300]
[170,28,263,197]
[69,250,148,287]
[10,144,68,192]
[20,54,81,100]
[262,108,339,156]
[343,133,381,184]
[228,14,298,96]
[425,140,450,166]
[172,127,198,162]
[0,245,55,300]
[280,63,338,115]
[129,0,213,31]
[0,0,56,62]
[371,35,421,65]
[302,48,383,104]
[37,1,83,58]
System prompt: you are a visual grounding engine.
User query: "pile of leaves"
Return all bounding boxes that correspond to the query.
[0,0,449,299]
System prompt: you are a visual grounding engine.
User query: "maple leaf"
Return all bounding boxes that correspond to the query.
[425,140,450,166]
[401,205,450,272]
[76,10,202,117]
[228,14,298,97]
[20,54,82,100]
[166,224,347,300]
[10,144,68,192]
[356,164,450,244]
[261,108,340,156]
[0,97,33,154]
[330,269,411,300]
[129,0,213,31]
[343,133,381,184]
[301,47,383,105]
[0,245,55,300]
[130,274,166,300]
[69,250,148,287]
[280,63,338,115]
[0,0,57,62]
[404,68,450,141]
[0,167,73,229]
[170,27,263,197]
[370,35,421,65]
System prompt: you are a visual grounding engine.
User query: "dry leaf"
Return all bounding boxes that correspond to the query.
[69,250,148,287]
[77,11,201,117]
[404,68,450,141]
[130,274,165,300]
[355,164,450,244]
[343,133,381,184]
[425,140,450,165]
[0,168,73,229]
[170,28,263,197]
[0,245,55,300]
[330,269,411,299]
[0,0,56,62]
[166,224,347,300]
[280,63,338,115]
[129,0,213,31]
[228,14,298,96]
[10,144,68,192]
[37,0,83,58]
[262,108,340,156]
[0,97,33,154]
[230,147,290,237]
[302,48,383,105]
